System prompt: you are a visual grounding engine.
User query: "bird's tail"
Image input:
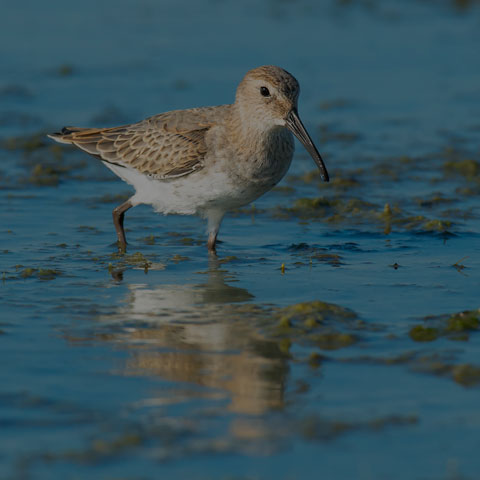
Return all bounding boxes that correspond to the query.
[47,126,90,145]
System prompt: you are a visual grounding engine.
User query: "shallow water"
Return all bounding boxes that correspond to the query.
[1,1,480,479]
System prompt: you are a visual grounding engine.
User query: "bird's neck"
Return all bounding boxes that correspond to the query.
[229,103,283,148]
[225,103,294,183]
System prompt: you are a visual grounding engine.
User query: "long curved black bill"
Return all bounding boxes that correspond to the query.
[286,109,329,182]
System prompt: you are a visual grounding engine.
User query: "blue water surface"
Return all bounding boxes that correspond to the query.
[1,1,480,479]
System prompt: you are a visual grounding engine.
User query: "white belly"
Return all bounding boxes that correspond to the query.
[103,162,275,218]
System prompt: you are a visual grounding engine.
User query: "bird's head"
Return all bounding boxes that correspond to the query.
[235,65,329,182]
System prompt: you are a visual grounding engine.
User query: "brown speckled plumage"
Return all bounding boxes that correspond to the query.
[53,106,231,179]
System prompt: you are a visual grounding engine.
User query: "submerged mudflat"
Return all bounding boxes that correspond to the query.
[1,1,480,479]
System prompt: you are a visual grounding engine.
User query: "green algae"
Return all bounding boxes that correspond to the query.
[37,269,61,280]
[452,364,480,387]
[29,164,62,186]
[19,267,61,280]
[230,300,366,358]
[311,332,357,350]
[142,234,156,245]
[409,325,439,342]
[455,184,480,196]
[282,196,404,232]
[283,196,378,223]
[304,316,318,329]
[2,132,48,152]
[20,267,36,279]
[411,309,480,342]
[111,251,147,263]
[1,131,89,188]
[277,316,292,330]
[279,300,357,323]
[308,352,324,368]
[422,219,452,232]
[413,356,480,388]
[390,212,453,235]
[345,352,480,389]
[289,197,332,218]
[340,303,480,387]
[170,254,190,263]
[446,311,479,332]
[340,198,377,213]
[266,301,364,352]
[21,154,82,186]
[278,338,292,356]
[110,251,152,273]
[443,158,480,179]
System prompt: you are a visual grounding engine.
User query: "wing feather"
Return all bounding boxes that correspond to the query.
[48,106,229,179]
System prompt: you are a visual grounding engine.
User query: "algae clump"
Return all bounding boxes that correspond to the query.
[409,325,439,342]
[312,332,357,351]
[452,364,480,387]
[443,159,480,179]
[446,311,479,332]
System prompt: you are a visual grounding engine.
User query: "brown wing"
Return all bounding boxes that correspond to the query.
[48,107,226,179]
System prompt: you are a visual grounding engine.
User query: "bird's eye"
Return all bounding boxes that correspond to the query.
[260,86,270,97]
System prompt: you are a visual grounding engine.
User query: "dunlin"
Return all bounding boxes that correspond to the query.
[49,65,329,253]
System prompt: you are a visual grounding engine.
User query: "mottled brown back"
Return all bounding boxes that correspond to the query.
[49,106,230,179]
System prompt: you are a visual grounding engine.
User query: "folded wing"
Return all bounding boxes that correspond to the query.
[48,107,223,179]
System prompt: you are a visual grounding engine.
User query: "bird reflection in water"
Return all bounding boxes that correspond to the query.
[92,258,290,441]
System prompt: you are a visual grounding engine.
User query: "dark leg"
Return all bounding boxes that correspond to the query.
[207,231,218,255]
[206,210,224,255]
[112,200,132,250]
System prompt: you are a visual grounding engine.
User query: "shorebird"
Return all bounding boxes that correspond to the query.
[48,65,329,253]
